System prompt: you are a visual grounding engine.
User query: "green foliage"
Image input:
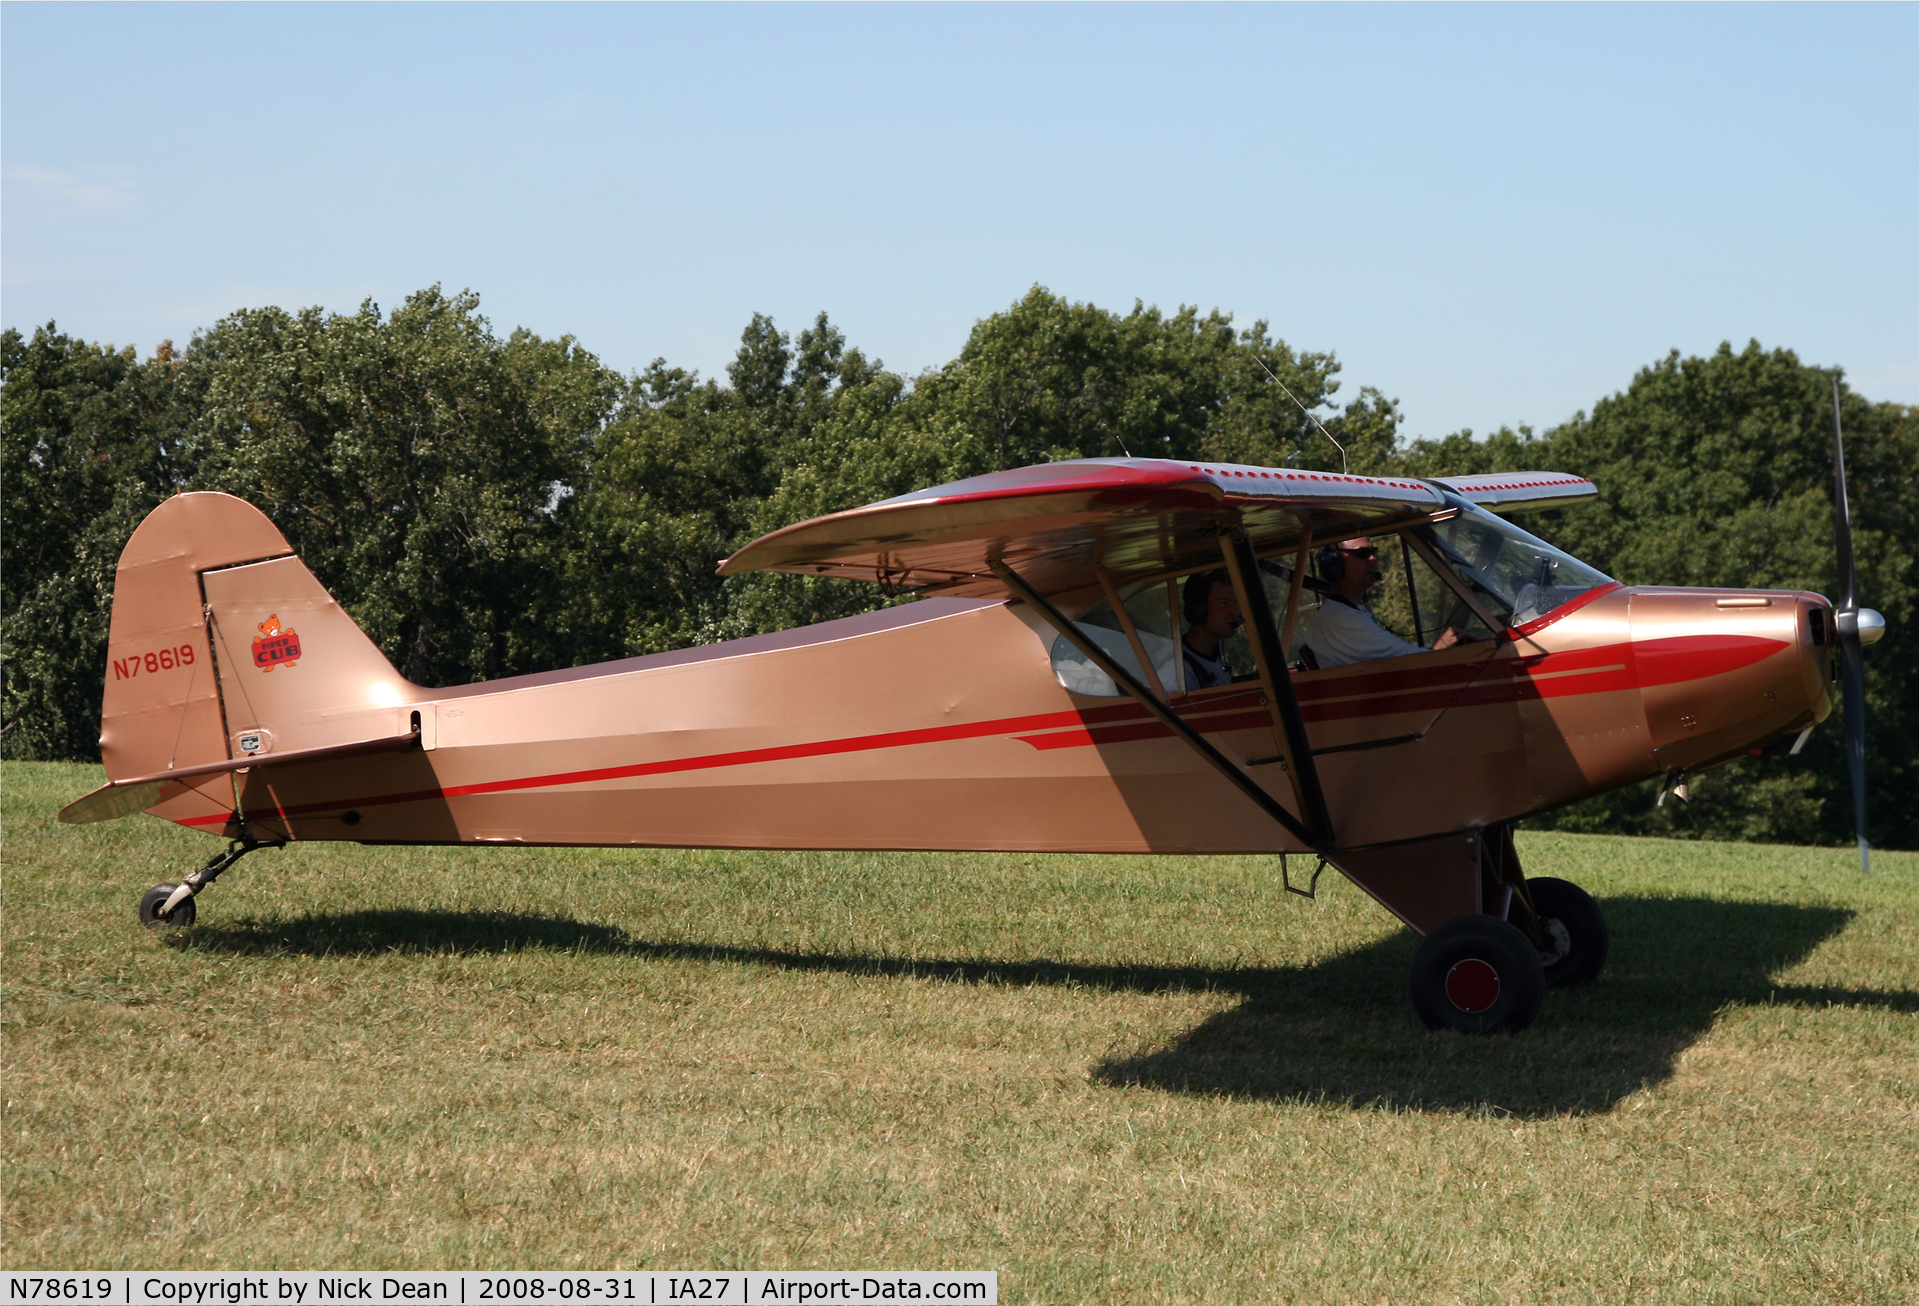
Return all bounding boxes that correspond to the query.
[183,287,615,686]
[727,289,1351,634]
[902,288,1341,474]
[2,329,193,758]
[4,295,1912,851]
[567,355,778,656]
[570,313,919,650]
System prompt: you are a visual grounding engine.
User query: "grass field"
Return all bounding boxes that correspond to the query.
[3,760,1915,1302]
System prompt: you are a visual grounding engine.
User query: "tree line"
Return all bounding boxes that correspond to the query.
[4,286,1913,848]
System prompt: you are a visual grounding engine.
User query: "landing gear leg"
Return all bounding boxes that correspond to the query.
[139,829,285,928]
[1521,877,1609,987]
[1480,824,1610,987]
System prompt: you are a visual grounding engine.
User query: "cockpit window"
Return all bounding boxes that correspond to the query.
[1049,497,1611,696]
[1049,580,1183,697]
[1416,499,1612,627]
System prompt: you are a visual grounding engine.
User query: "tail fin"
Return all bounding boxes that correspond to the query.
[100,493,416,787]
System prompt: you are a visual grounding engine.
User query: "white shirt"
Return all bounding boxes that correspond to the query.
[1182,643,1232,689]
[1302,596,1425,668]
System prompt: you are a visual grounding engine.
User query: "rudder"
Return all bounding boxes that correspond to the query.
[200,552,417,758]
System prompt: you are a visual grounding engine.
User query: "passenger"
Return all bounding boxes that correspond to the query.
[1180,569,1241,689]
[1302,537,1469,668]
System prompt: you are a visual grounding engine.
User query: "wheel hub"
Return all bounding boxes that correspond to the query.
[1537,916,1572,968]
[1444,958,1501,1013]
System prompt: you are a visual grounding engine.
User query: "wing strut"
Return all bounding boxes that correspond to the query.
[1220,530,1334,844]
[989,560,1325,851]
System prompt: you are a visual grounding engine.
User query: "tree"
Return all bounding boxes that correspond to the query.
[2,328,193,758]
[724,289,1354,634]
[184,287,616,686]
[899,287,1342,476]
[564,352,780,658]
[2,291,619,762]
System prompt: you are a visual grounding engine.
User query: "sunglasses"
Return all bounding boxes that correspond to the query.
[1339,546,1380,560]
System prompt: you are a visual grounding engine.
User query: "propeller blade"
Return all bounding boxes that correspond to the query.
[1832,377,1857,611]
[1839,638,1870,876]
[1830,375,1869,875]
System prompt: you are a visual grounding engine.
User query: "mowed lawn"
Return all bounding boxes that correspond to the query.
[3,762,1915,1302]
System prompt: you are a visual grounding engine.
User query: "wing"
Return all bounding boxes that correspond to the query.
[720,458,1450,598]
[1429,472,1596,514]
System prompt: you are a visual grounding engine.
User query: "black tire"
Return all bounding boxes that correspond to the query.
[1527,876,1608,987]
[139,883,196,929]
[1410,915,1545,1034]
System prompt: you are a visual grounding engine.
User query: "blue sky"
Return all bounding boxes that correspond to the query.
[4,2,1914,442]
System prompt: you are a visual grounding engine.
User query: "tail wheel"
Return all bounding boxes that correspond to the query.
[1410,915,1544,1034]
[139,884,196,929]
[1526,876,1608,987]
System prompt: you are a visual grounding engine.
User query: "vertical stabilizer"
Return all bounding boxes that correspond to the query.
[99,493,294,781]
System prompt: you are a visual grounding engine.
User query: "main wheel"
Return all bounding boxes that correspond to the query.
[1526,876,1608,987]
[1410,915,1545,1034]
[139,883,196,929]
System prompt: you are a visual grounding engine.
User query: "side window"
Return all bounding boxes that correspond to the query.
[1412,545,1502,642]
[1255,559,1315,665]
[1378,535,1499,646]
[1193,563,1294,685]
[1287,533,1495,668]
[1199,565,1294,689]
[1418,516,1516,630]
[1049,581,1183,697]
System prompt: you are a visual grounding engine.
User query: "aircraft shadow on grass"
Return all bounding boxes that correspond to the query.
[176,896,1915,1117]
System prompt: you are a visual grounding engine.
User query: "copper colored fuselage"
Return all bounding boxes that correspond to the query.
[117,498,1832,868]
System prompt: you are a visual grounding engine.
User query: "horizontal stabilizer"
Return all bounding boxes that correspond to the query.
[59,729,421,826]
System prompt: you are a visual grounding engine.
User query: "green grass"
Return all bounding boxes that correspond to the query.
[4,760,1915,1302]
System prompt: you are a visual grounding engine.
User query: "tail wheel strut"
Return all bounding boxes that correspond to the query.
[139,829,284,929]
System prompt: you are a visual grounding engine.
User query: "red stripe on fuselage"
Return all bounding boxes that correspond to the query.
[176,631,1789,826]
[1633,634,1786,687]
[181,706,1105,826]
[1017,709,1273,751]
[1022,634,1781,748]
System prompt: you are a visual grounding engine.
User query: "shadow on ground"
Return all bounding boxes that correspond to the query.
[175,897,1915,1116]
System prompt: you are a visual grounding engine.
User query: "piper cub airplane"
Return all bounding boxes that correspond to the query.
[65,457,1877,1032]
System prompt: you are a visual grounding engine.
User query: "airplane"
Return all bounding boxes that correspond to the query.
[61,420,1885,1034]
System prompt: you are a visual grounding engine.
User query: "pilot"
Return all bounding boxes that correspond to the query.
[1180,570,1241,689]
[1303,537,1468,668]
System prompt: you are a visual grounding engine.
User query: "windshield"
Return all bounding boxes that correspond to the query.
[1417,498,1612,628]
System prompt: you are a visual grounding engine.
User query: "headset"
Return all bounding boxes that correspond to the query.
[1316,544,1348,584]
[1183,570,1229,627]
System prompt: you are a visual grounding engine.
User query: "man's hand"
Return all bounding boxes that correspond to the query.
[1433,627,1465,650]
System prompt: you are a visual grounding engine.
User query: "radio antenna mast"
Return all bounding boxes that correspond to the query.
[1254,355,1346,473]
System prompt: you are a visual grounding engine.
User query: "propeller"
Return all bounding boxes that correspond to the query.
[1830,377,1885,874]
